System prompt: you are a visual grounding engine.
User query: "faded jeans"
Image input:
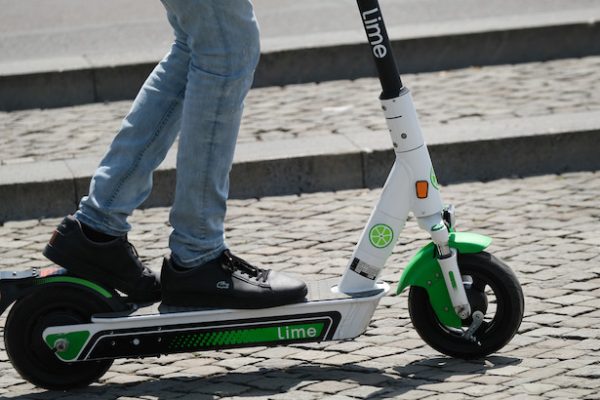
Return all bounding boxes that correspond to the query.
[75,0,260,267]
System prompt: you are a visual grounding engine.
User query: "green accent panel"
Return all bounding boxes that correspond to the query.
[45,331,90,361]
[36,276,112,298]
[430,168,440,190]
[396,232,492,328]
[431,223,444,232]
[449,271,457,289]
[169,322,325,350]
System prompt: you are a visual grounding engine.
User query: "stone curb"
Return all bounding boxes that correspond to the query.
[1,111,599,222]
[1,14,600,111]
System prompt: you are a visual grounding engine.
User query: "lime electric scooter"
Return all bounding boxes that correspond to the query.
[0,0,524,390]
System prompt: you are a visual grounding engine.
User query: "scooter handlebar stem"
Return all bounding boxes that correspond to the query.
[356,0,403,99]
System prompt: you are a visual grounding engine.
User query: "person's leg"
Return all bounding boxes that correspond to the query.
[43,7,192,302]
[159,0,306,308]
[75,10,191,236]
[163,0,261,267]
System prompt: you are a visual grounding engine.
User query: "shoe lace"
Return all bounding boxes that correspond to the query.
[122,236,151,275]
[222,250,270,283]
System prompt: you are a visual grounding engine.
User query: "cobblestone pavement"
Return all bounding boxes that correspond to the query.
[1,56,599,165]
[0,171,599,399]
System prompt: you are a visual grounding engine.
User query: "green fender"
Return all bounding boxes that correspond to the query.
[397,232,492,328]
[35,276,113,298]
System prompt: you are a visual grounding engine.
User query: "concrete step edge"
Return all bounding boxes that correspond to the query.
[2,18,600,111]
[1,110,599,222]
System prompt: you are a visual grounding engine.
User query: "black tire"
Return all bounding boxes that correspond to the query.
[4,285,115,390]
[408,252,524,359]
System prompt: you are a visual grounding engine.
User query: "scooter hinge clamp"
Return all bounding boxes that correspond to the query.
[442,204,456,230]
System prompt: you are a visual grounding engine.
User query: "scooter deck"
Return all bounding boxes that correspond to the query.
[43,279,390,362]
[93,278,386,319]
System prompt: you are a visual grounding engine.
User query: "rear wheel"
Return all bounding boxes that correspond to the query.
[408,252,524,359]
[4,285,115,390]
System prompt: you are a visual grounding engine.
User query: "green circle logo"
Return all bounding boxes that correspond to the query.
[369,224,394,248]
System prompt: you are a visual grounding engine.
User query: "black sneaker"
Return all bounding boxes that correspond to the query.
[43,216,161,303]
[161,250,307,308]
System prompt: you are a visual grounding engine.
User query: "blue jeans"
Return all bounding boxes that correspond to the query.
[75,0,260,267]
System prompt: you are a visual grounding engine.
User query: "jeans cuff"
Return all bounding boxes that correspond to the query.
[73,211,129,237]
[170,243,228,268]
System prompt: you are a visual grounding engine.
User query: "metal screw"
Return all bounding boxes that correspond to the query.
[427,281,432,286]
[111,341,116,347]
[401,133,407,139]
[132,338,140,346]
[444,307,449,312]
[54,339,69,353]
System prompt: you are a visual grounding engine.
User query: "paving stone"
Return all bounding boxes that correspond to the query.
[102,373,154,385]
[252,347,302,359]
[302,380,357,394]
[453,383,506,396]
[267,391,318,400]
[288,350,336,361]
[518,383,560,395]
[318,354,370,366]
[566,365,600,378]
[545,388,596,398]
[177,365,227,378]
[215,357,263,370]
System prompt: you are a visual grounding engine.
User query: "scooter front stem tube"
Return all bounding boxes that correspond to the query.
[356,0,403,99]
[338,161,411,294]
[437,250,472,319]
[418,215,471,319]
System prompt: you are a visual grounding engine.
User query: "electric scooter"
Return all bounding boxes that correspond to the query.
[0,0,524,390]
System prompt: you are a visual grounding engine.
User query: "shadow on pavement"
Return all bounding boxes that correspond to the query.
[8,355,522,399]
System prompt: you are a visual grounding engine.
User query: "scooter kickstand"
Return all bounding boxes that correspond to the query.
[462,311,484,343]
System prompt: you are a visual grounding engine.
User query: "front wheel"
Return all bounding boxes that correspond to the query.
[408,252,524,359]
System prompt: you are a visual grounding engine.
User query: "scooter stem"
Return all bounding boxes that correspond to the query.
[356,0,403,99]
[340,0,473,320]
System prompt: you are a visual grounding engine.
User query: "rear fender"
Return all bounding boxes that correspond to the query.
[0,267,123,315]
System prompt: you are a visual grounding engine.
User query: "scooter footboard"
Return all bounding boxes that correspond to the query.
[43,280,390,362]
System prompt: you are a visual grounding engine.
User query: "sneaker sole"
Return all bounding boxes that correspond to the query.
[161,289,307,309]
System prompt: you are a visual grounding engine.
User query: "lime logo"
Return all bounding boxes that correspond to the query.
[431,168,440,190]
[369,224,394,248]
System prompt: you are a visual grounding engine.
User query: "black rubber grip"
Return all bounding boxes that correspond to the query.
[356,0,403,99]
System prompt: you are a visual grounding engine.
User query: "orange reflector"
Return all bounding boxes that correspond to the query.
[416,181,429,199]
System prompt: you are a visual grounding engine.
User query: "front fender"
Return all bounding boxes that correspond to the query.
[397,232,492,328]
